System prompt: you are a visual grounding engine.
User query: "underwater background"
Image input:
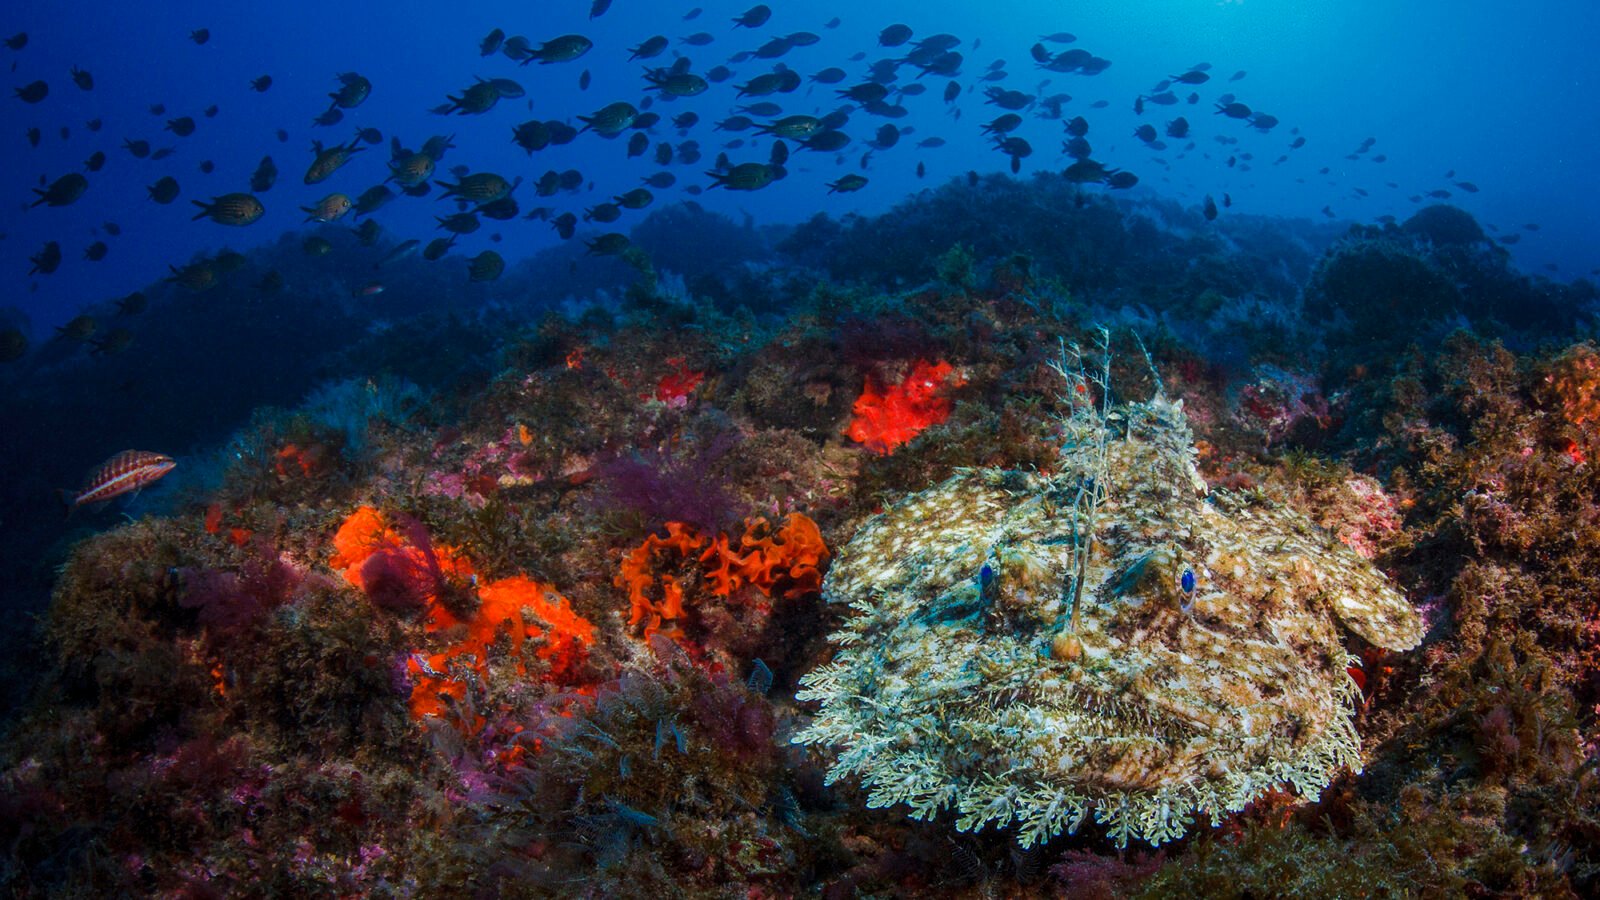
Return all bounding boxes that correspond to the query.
[2,0,1600,895]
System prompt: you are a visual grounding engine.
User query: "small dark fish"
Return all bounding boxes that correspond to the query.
[437,171,518,204]
[1455,181,1479,193]
[190,28,210,45]
[614,187,653,209]
[251,75,273,92]
[827,174,867,193]
[982,113,1022,136]
[501,35,535,62]
[578,100,638,136]
[25,126,40,147]
[627,131,649,158]
[422,236,456,260]
[71,66,93,90]
[589,0,613,18]
[353,184,395,217]
[192,192,264,225]
[800,130,850,152]
[642,171,676,188]
[103,222,121,236]
[4,33,26,50]
[352,218,382,247]
[276,128,288,142]
[880,24,913,47]
[147,175,180,203]
[681,31,714,46]
[116,291,148,315]
[302,192,353,222]
[203,104,219,118]
[1105,171,1138,189]
[1202,194,1218,221]
[305,136,363,184]
[32,173,88,207]
[480,28,505,56]
[435,212,479,234]
[30,241,62,275]
[734,4,772,28]
[707,161,778,191]
[353,280,385,297]
[166,116,196,137]
[83,241,108,261]
[585,232,630,255]
[644,70,708,96]
[631,35,669,60]
[585,202,621,223]
[248,156,277,192]
[150,146,175,160]
[551,212,577,239]
[512,119,552,153]
[84,150,106,171]
[149,103,165,115]
[15,80,48,103]
[313,108,344,126]
[1166,117,1189,138]
[88,316,145,352]
[579,70,591,91]
[468,250,505,281]
[329,71,372,109]
[85,118,102,131]
[475,196,519,220]
[1229,70,1246,82]
[529,34,593,64]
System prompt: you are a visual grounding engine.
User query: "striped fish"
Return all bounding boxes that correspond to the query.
[71,450,176,507]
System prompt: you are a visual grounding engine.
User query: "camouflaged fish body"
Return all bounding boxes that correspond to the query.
[795,339,1423,848]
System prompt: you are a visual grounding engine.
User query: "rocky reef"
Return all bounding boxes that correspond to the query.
[2,184,1599,897]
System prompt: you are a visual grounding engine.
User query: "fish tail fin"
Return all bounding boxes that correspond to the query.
[189,200,212,221]
[57,488,78,519]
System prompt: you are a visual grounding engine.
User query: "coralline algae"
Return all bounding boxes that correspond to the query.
[795,334,1423,847]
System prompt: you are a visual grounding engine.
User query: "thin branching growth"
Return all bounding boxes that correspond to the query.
[1048,327,1114,634]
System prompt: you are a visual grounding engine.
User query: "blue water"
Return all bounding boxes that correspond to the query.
[2,0,1595,337]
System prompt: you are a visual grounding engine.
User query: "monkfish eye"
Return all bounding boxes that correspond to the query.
[1180,568,1196,594]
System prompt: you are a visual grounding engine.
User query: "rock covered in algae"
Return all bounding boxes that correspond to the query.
[794,339,1423,848]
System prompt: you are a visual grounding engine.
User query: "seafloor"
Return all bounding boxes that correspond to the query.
[3,177,1599,897]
